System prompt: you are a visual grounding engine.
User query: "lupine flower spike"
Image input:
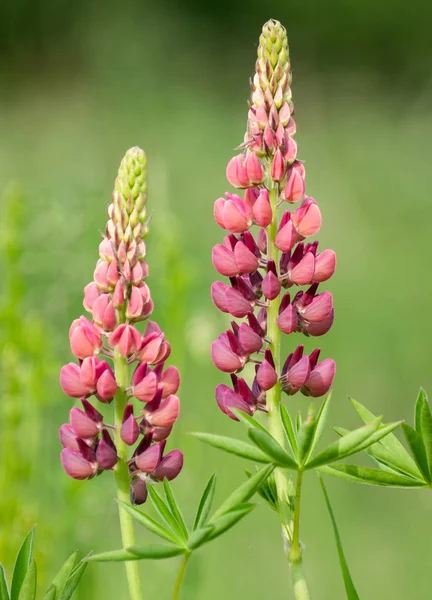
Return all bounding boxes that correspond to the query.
[210,19,336,596]
[59,147,183,599]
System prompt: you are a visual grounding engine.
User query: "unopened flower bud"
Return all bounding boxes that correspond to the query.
[256,349,278,390]
[252,189,273,227]
[69,317,102,359]
[108,323,142,357]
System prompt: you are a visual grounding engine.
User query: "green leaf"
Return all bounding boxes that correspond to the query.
[319,464,427,487]
[248,429,298,469]
[0,565,9,600]
[415,388,428,434]
[86,550,138,563]
[57,560,88,600]
[310,393,332,455]
[147,485,188,542]
[231,410,268,433]
[193,474,216,531]
[163,480,189,540]
[187,526,215,550]
[17,560,36,600]
[295,411,302,433]
[318,475,360,600]
[401,424,430,482]
[305,417,382,470]
[117,501,184,545]
[419,397,432,477]
[128,545,187,560]
[206,504,255,542]
[298,397,332,466]
[246,469,279,512]
[190,432,270,463]
[50,552,78,597]
[11,527,35,600]
[280,405,298,458]
[211,463,275,521]
[42,586,56,600]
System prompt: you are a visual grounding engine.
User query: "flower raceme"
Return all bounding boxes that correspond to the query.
[211,20,336,420]
[59,147,183,502]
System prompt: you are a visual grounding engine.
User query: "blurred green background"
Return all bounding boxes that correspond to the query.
[1,0,432,598]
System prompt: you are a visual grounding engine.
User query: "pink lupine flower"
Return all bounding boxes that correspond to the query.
[108,323,142,357]
[69,406,101,439]
[121,404,140,446]
[302,358,336,397]
[92,294,116,331]
[144,394,180,428]
[61,442,98,480]
[210,19,336,422]
[69,316,102,359]
[153,449,184,481]
[135,441,164,473]
[95,365,118,402]
[60,363,93,398]
[132,364,158,402]
[96,429,118,470]
[157,365,180,398]
[83,282,101,311]
[59,424,80,451]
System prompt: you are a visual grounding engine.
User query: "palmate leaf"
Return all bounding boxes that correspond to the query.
[11,528,35,600]
[305,417,383,470]
[187,526,215,550]
[318,475,360,600]
[193,473,217,531]
[231,410,268,433]
[297,394,332,466]
[401,424,430,482]
[147,485,188,543]
[418,394,432,479]
[163,480,189,540]
[190,432,270,464]
[319,464,428,487]
[414,388,428,434]
[248,429,298,469]
[117,501,185,546]
[245,469,279,512]
[280,405,299,459]
[0,565,9,600]
[87,544,186,563]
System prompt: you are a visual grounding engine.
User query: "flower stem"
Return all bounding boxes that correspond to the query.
[114,351,144,600]
[266,181,311,599]
[171,553,191,600]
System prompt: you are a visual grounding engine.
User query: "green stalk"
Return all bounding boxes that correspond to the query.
[266,180,311,599]
[114,351,144,600]
[171,553,191,600]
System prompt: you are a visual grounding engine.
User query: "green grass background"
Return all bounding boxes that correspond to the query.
[1,2,432,598]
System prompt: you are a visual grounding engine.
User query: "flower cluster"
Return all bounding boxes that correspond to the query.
[211,20,336,420]
[59,147,183,503]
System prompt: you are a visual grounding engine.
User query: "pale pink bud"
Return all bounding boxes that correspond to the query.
[313,249,337,283]
[133,370,158,402]
[60,363,92,398]
[137,282,151,304]
[256,350,278,391]
[158,366,180,398]
[96,366,118,402]
[79,356,99,389]
[99,238,114,261]
[277,304,298,335]
[145,395,180,428]
[292,197,322,238]
[226,155,250,188]
[252,190,272,227]
[93,260,111,291]
[136,443,163,473]
[59,424,80,451]
[131,262,144,286]
[271,149,286,182]
[121,404,140,445]
[245,152,263,184]
[108,324,142,357]
[214,195,252,233]
[137,328,171,365]
[96,429,118,470]
[275,213,297,252]
[283,135,298,164]
[83,282,101,312]
[153,450,184,481]
[60,448,97,480]
[69,316,102,359]
[302,358,336,397]
[107,260,119,287]
[283,163,305,203]
[126,285,144,320]
[92,294,116,331]
[113,280,125,309]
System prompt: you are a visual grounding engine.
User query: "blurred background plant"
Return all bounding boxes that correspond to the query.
[0,1,431,598]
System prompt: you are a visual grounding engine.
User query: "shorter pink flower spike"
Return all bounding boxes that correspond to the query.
[226,154,251,188]
[121,404,140,446]
[60,363,93,398]
[211,331,246,373]
[262,260,281,300]
[69,316,102,359]
[131,478,148,505]
[256,349,278,391]
[109,323,142,357]
[292,197,322,238]
[59,424,80,451]
[96,429,118,470]
[302,358,336,397]
[144,394,180,428]
[153,449,184,481]
[252,189,273,227]
[282,161,305,203]
[313,249,337,283]
[60,444,98,480]
[271,148,286,182]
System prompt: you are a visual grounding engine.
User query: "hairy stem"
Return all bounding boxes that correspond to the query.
[171,553,191,600]
[114,351,144,600]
